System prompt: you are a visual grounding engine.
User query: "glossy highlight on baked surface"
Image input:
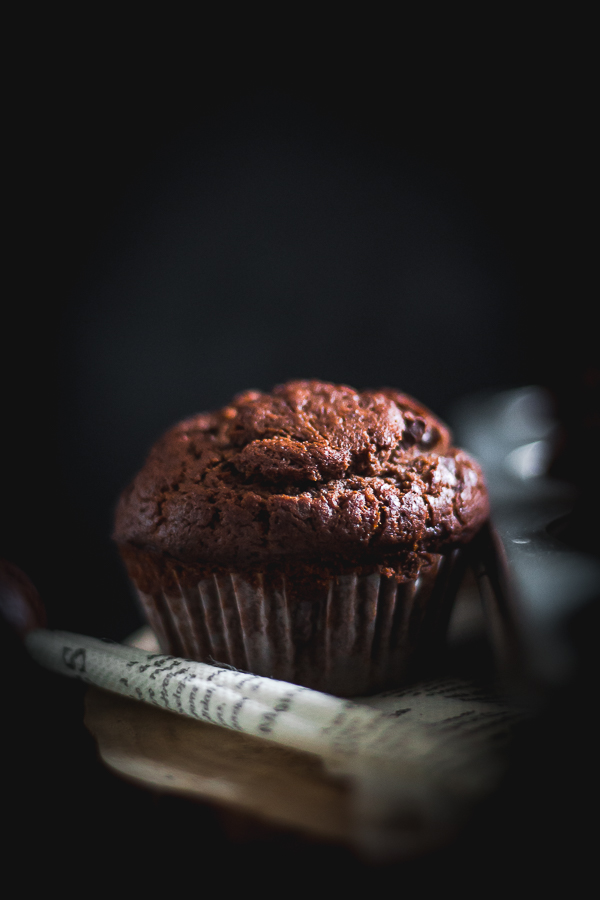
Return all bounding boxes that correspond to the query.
[114,380,489,574]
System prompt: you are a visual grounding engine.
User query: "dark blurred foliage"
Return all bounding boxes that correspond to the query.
[2,12,596,887]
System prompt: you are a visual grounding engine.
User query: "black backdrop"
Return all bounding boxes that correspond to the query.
[2,17,596,887]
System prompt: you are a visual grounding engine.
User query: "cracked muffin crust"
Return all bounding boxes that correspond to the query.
[114,380,489,693]
[114,380,489,577]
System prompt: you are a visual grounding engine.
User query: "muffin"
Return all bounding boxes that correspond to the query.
[114,380,489,696]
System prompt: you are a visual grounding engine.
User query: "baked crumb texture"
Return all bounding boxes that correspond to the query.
[114,380,489,580]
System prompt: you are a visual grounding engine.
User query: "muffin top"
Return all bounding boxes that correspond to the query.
[114,380,489,573]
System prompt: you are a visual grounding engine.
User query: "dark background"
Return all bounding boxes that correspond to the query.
[2,16,596,886]
[5,23,593,639]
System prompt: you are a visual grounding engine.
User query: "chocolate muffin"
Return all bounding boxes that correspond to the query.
[114,380,489,695]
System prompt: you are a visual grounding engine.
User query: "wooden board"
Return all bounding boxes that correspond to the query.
[84,686,353,844]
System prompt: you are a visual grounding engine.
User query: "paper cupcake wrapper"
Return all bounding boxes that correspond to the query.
[129,550,465,697]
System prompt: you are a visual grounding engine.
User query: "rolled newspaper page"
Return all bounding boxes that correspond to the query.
[25,628,438,764]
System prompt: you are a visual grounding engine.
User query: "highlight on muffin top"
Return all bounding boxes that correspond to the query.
[114,380,489,570]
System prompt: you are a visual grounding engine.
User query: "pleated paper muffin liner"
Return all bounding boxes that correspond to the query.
[127,549,466,697]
